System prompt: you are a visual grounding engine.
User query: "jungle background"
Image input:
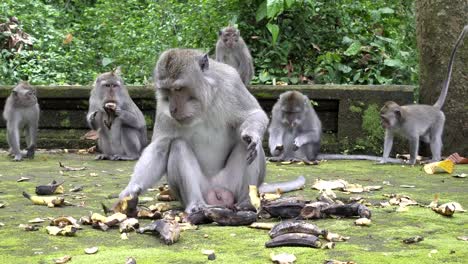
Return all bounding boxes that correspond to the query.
[0,0,417,86]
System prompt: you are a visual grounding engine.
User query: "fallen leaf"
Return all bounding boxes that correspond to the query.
[270,252,296,264]
[17,177,30,182]
[54,255,72,264]
[84,247,98,254]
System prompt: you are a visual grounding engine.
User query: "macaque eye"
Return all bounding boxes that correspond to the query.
[104,84,111,88]
[12,91,18,96]
[27,91,33,96]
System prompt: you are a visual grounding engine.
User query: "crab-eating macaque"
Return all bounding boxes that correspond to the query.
[379,25,468,165]
[215,26,254,85]
[119,48,268,213]
[268,91,321,162]
[86,68,147,160]
[2,81,40,161]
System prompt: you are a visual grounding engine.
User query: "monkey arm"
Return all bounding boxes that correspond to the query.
[268,127,284,156]
[116,109,145,129]
[295,129,321,146]
[380,130,394,163]
[119,136,171,199]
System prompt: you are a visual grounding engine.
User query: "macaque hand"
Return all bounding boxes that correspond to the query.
[119,183,142,200]
[241,132,260,165]
[90,111,98,121]
[293,137,304,151]
[272,145,284,156]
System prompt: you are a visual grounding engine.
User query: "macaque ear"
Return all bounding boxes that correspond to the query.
[218,30,223,36]
[113,66,122,76]
[394,108,402,119]
[198,54,209,72]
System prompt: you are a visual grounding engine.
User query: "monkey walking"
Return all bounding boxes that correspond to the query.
[216,25,254,85]
[268,91,322,162]
[2,81,40,161]
[119,49,268,213]
[379,25,468,165]
[86,68,147,160]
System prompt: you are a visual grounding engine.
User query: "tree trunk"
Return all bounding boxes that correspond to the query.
[416,0,468,156]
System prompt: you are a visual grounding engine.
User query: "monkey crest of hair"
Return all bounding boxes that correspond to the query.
[378,25,468,165]
[121,48,268,213]
[86,69,147,161]
[2,81,40,161]
[268,90,322,162]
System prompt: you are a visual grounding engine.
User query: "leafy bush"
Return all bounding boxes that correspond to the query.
[0,0,417,85]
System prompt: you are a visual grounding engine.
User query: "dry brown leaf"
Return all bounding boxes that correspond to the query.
[63,33,73,44]
[54,255,72,264]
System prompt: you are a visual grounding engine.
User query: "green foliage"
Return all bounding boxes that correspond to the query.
[0,0,417,85]
[358,104,384,153]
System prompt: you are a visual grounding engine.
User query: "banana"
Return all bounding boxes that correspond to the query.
[23,191,64,207]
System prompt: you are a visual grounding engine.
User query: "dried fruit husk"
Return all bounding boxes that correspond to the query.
[265,233,322,248]
[19,224,40,231]
[137,209,162,220]
[403,236,424,244]
[23,191,65,207]
[438,202,465,212]
[261,198,306,219]
[299,202,329,220]
[269,220,326,238]
[112,195,138,217]
[138,219,180,245]
[270,252,297,264]
[54,255,72,264]
[388,194,418,207]
[162,209,186,222]
[35,180,64,195]
[204,207,257,226]
[46,225,77,236]
[51,216,81,229]
[432,204,456,216]
[354,217,371,226]
[321,203,372,219]
[249,222,276,230]
[104,212,127,226]
[157,185,177,201]
[79,216,92,225]
[119,218,139,233]
[148,203,172,213]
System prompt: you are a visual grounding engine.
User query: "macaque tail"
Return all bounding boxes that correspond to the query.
[317,154,403,164]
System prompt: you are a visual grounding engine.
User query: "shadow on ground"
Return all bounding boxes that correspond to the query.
[0,153,466,264]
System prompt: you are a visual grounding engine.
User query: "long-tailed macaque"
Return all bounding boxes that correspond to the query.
[86,68,147,160]
[2,81,40,161]
[268,91,322,162]
[119,49,268,213]
[215,26,254,85]
[379,25,468,165]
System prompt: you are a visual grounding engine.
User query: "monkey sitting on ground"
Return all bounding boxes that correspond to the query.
[86,68,147,160]
[268,91,322,162]
[2,81,40,161]
[216,25,254,85]
[119,49,269,213]
[379,25,468,165]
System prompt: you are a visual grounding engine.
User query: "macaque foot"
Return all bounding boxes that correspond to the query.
[235,201,256,212]
[13,154,23,161]
[186,201,208,214]
[25,149,35,159]
[95,154,111,160]
[110,155,138,161]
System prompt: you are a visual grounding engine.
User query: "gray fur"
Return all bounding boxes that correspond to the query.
[86,69,147,160]
[268,91,322,162]
[119,48,268,213]
[215,26,254,85]
[379,25,467,165]
[2,82,40,161]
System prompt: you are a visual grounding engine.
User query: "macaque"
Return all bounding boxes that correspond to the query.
[119,49,268,213]
[215,26,254,85]
[2,81,40,161]
[86,68,147,160]
[379,25,468,165]
[268,91,321,162]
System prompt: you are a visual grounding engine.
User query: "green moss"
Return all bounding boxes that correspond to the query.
[349,105,362,113]
[0,155,466,264]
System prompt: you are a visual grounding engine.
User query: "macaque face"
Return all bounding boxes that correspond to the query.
[12,83,37,106]
[158,85,202,125]
[380,102,400,129]
[221,28,240,49]
[281,104,304,128]
[96,74,124,105]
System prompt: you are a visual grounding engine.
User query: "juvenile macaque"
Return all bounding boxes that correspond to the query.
[215,26,254,85]
[268,91,321,162]
[86,68,147,160]
[119,49,268,213]
[379,25,468,165]
[2,81,40,161]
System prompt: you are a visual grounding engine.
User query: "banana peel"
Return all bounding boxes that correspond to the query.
[423,159,454,174]
[46,225,77,236]
[23,191,64,207]
[249,185,261,211]
[35,180,64,195]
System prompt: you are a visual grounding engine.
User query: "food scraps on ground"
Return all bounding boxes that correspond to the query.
[270,252,297,264]
[53,255,72,264]
[46,225,77,236]
[269,221,326,238]
[259,175,306,194]
[265,233,322,248]
[423,159,454,174]
[204,207,257,226]
[17,177,30,182]
[260,197,307,219]
[137,219,180,245]
[50,216,81,228]
[354,218,371,226]
[249,222,276,230]
[403,236,424,244]
[35,180,64,195]
[84,247,98,254]
[19,224,40,231]
[59,162,86,171]
[23,191,65,207]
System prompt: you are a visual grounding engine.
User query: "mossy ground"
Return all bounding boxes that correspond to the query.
[0,153,466,264]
